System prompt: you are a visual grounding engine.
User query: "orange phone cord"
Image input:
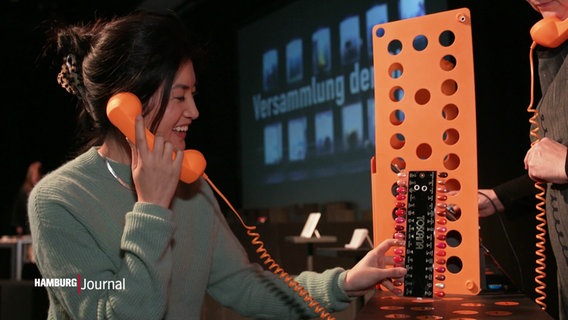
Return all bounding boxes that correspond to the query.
[202,174,336,320]
[527,41,548,311]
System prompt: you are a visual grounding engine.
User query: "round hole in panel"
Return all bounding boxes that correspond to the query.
[447,256,463,274]
[416,143,432,160]
[391,157,406,173]
[391,207,398,220]
[391,182,400,197]
[390,133,405,149]
[376,27,386,38]
[446,203,461,222]
[390,86,405,102]
[446,230,462,247]
[443,128,460,145]
[440,55,456,71]
[445,178,461,193]
[413,34,428,51]
[389,63,403,79]
[388,39,403,55]
[443,153,460,170]
[439,30,455,47]
[441,79,458,96]
[391,188,406,220]
[389,109,405,125]
[442,103,459,120]
[415,89,431,105]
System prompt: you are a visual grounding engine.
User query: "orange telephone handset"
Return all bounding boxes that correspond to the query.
[530,16,568,48]
[106,92,206,184]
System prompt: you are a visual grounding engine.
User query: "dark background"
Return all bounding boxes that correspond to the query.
[0,0,558,318]
[0,0,539,218]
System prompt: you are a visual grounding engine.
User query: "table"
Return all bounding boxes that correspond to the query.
[0,236,33,280]
[356,290,553,319]
[285,235,337,271]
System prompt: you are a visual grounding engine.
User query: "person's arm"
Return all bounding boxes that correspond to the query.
[494,174,538,210]
[200,196,313,318]
[205,196,404,319]
[29,190,175,319]
[477,174,537,218]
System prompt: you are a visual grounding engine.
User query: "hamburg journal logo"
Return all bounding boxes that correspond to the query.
[34,275,126,294]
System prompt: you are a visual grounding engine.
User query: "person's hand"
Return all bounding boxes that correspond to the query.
[478,189,504,217]
[524,137,568,184]
[129,114,183,208]
[343,238,407,297]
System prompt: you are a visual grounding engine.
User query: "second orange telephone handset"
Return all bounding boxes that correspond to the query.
[106,92,207,184]
[530,16,568,48]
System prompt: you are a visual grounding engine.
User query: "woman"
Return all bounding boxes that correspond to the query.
[28,10,406,319]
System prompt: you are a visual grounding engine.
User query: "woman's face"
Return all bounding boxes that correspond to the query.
[146,61,199,151]
[527,0,568,20]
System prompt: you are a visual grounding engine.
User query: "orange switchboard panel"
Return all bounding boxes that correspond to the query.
[370,8,480,297]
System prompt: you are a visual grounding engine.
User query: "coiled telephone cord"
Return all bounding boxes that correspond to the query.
[527,41,548,311]
[203,174,336,319]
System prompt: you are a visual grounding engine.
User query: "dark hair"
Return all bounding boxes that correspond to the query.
[52,10,196,151]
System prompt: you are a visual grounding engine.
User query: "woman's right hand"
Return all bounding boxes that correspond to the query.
[343,238,407,297]
[129,114,183,208]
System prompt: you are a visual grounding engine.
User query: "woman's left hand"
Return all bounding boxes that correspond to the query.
[343,238,407,297]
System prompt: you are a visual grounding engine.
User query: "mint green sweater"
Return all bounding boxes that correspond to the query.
[28,148,351,319]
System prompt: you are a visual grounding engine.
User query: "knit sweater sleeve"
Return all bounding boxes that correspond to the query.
[209,264,351,318]
[203,201,351,318]
[28,178,176,319]
[208,260,351,319]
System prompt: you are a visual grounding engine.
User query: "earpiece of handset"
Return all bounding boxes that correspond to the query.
[530,16,568,48]
[106,92,207,184]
